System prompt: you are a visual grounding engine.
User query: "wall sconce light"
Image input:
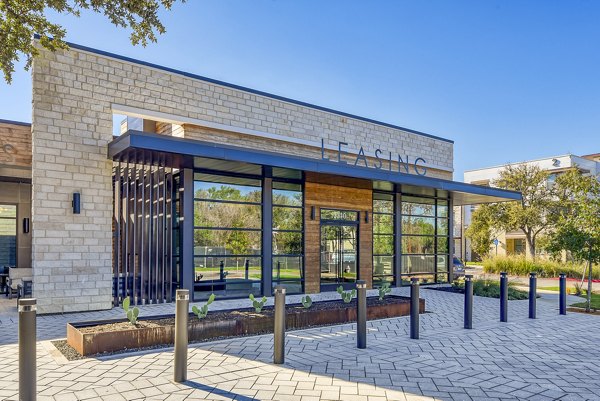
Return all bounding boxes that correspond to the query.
[311,206,316,220]
[23,218,30,234]
[72,192,81,214]
[365,211,369,223]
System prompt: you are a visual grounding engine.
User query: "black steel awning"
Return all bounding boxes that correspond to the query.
[108,130,521,205]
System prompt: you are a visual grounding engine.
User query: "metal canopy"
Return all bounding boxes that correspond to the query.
[108,131,521,205]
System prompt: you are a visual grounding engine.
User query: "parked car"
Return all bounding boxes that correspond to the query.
[452,256,466,279]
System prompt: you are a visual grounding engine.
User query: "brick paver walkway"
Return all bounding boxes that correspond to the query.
[0,287,598,400]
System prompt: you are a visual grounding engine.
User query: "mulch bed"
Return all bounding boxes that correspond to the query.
[426,286,464,294]
[57,296,414,360]
[78,296,407,334]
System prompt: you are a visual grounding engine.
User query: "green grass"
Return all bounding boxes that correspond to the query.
[194,267,301,280]
[452,278,529,300]
[465,261,482,267]
[538,286,560,292]
[570,291,600,310]
[482,255,600,280]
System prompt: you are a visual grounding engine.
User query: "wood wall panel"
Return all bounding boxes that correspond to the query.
[304,174,373,293]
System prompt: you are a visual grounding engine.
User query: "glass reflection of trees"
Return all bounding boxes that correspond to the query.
[373,193,394,286]
[272,183,304,293]
[401,195,450,280]
[193,175,262,296]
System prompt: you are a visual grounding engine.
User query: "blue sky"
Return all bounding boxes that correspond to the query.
[1,0,599,180]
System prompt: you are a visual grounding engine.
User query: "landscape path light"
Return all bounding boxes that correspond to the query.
[529,272,537,319]
[174,289,189,382]
[464,275,473,329]
[500,272,508,322]
[356,280,367,349]
[559,273,567,315]
[410,278,419,339]
[274,286,286,364]
[19,298,36,401]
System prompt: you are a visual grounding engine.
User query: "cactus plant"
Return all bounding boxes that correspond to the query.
[122,296,139,325]
[192,293,216,319]
[301,295,312,309]
[336,285,356,303]
[249,294,268,312]
[378,283,391,300]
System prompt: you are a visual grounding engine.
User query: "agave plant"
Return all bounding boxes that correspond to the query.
[192,293,216,319]
[301,295,313,309]
[378,283,391,300]
[249,294,268,312]
[336,286,356,303]
[122,296,139,325]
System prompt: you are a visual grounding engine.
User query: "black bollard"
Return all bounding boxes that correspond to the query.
[559,273,567,315]
[356,280,367,349]
[410,278,420,339]
[19,298,37,401]
[529,272,537,319]
[273,286,286,364]
[174,289,189,382]
[500,272,508,322]
[464,275,473,329]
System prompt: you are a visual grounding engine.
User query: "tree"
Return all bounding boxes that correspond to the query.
[465,205,495,259]
[546,169,600,264]
[0,0,184,83]
[491,164,559,258]
[466,164,559,259]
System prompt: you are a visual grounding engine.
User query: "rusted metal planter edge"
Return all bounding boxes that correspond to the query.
[67,296,425,356]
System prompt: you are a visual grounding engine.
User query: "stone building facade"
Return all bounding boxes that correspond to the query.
[0,41,519,313]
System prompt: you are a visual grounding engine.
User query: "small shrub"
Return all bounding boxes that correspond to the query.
[482,255,599,280]
[336,285,356,303]
[452,276,465,290]
[249,294,268,312]
[192,293,215,319]
[573,282,584,296]
[122,296,139,325]
[378,283,391,300]
[301,295,312,309]
[451,278,528,300]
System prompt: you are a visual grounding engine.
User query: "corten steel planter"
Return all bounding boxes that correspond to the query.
[67,295,425,356]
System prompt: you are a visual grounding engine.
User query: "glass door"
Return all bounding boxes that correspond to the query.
[320,220,358,289]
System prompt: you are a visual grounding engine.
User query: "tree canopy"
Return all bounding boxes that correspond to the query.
[546,169,600,264]
[0,0,184,83]
[466,164,600,261]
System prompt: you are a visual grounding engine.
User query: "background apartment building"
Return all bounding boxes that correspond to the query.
[456,153,600,261]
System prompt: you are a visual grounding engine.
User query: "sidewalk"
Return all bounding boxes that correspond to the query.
[1,287,599,400]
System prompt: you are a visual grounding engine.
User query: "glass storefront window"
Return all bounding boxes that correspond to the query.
[402,235,435,254]
[401,216,435,235]
[273,232,303,254]
[372,193,394,286]
[195,202,262,229]
[272,182,303,294]
[400,194,450,283]
[193,174,262,300]
[401,196,435,216]
[273,207,303,230]
[0,205,17,266]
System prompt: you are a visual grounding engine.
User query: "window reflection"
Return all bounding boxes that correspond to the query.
[399,193,450,283]
[372,193,394,286]
[272,182,303,294]
[0,204,17,266]
[193,174,262,300]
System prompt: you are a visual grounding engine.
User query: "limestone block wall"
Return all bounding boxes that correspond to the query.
[31,41,454,313]
[184,125,452,180]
